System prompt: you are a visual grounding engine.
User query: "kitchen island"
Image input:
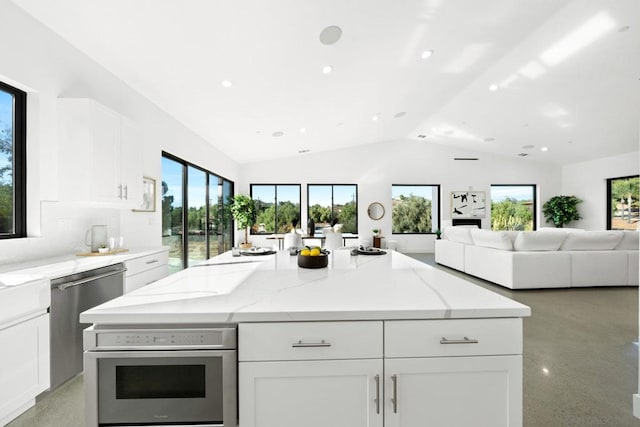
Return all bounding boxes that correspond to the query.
[81,249,530,427]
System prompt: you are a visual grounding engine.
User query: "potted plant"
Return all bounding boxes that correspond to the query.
[542,195,583,228]
[435,229,442,240]
[231,194,257,248]
[373,228,380,237]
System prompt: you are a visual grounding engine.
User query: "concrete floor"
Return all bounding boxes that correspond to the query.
[6,253,640,427]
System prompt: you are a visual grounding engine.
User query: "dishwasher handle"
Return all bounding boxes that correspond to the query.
[57,267,127,291]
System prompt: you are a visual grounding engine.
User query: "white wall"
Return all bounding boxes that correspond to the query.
[562,151,639,230]
[240,138,561,252]
[0,1,239,265]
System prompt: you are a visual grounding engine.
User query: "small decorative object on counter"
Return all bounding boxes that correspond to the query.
[98,245,109,254]
[307,217,315,237]
[435,229,442,240]
[297,246,329,268]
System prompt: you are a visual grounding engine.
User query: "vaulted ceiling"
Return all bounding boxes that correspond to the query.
[12,0,640,165]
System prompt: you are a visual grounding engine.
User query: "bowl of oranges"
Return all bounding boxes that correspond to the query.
[297,246,329,269]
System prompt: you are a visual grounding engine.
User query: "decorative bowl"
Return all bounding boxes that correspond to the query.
[297,253,329,269]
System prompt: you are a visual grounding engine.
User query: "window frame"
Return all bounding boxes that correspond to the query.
[606,175,639,230]
[0,81,27,240]
[490,184,537,231]
[250,183,302,235]
[307,184,358,233]
[391,184,441,235]
[161,151,235,271]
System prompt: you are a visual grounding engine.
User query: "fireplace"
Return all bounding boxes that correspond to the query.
[452,218,481,228]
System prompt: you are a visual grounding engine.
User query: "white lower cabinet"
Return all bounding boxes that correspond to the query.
[238,319,523,427]
[384,356,522,427]
[0,313,50,426]
[124,249,169,293]
[239,359,384,427]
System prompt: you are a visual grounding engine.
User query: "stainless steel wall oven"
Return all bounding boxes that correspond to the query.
[84,324,237,427]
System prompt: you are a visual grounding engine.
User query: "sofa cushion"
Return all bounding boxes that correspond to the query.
[560,231,623,251]
[470,229,514,251]
[444,226,474,245]
[538,227,584,232]
[615,231,639,250]
[513,232,566,251]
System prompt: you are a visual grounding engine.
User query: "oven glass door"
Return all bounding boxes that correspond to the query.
[97,351,235,425]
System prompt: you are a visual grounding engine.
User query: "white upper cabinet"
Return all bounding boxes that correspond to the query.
[57,98,142,207]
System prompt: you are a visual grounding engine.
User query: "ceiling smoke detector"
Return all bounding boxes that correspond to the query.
[272,131,284,137]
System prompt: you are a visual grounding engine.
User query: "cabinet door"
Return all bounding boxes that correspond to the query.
[0,313,50,423]
[119,117,142,207]
[385,356,522,427]
[239,359,383,427]
[90,102,121,202]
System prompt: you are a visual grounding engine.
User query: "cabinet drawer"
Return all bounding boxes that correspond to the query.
[125,251,169,277]
[239,321,383,361]
[125,265,169,293]
[385,318,522,358]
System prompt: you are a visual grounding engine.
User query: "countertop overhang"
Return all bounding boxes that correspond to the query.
[80,250,531,324]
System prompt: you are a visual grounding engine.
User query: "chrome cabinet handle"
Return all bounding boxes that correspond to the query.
[391,374,398,413]
[123,185,128,200]
[291,339,331,348]
[145,259,159,265]
[374,374,380,414]
[118,184,123,199]
[440,336,479,344]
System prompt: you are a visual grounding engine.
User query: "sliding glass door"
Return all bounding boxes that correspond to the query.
[162,152,234,273]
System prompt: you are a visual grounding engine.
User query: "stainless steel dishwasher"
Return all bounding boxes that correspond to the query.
[50,263,126,390]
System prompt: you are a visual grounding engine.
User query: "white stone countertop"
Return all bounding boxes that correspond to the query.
[0,246,169,282]
[80,249,530,324]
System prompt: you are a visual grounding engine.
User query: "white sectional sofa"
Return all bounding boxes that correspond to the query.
[435,227,639,289]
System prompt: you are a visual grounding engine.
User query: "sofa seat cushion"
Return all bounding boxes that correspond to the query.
[560,231,623,251]
[444,226,474,245]
[615,231,639,250]
[470,229,514,251]
[513,231,566,251]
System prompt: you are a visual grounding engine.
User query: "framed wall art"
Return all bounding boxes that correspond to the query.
[451,191,486,217]
[133,177,156,212]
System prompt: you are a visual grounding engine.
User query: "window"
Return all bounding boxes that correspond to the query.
[392,185,440,233]
[251,184,301,234]
[490,185,536,231]
[307,184,357,234]
[0,81,26,239]
[161,152,234,273]
[607,175,639,230]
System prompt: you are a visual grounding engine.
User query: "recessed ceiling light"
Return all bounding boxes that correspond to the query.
[272,131,284,137]
[221,80,233,88]
[319,25,343,45]
[372,115,379,121]
[394,112,406,118]
[337,122,343,127]
[322,65,333,74]
[618,25,630,32]
[417,134,428,139]
[567,140,573,144]
[522,144,535,149]
[541,146,549,152]
[421,50,434,59]
[299,127,306,133]
[517,153,528,157]
[483,137,496,142]
[489,84,499,91]
[298,149,310,154]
